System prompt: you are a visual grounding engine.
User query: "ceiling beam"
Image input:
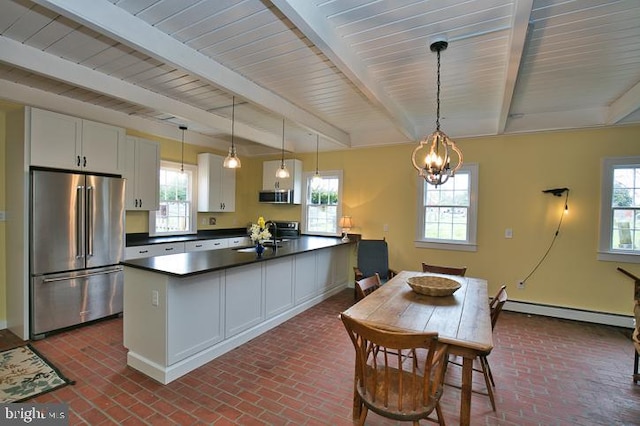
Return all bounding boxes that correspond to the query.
[32,0,350,147]
[497,0,535,134]
[607,80,640,124]
[272,0,417,141]
[0,35,282,150]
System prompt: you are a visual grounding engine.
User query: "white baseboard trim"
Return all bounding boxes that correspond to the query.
[505,300,635,329]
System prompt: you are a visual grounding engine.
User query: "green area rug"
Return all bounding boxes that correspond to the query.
[0,344,74,403]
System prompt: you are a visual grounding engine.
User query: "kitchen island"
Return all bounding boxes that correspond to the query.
[122,236,353,384]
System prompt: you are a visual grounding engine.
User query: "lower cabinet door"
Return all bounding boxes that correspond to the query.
[224,265,263,337]
[265,257,294,318]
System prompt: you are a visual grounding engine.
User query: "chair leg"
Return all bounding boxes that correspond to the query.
[634,350,639,384]
[358,406,368,426]
[484,355,496,387]
[480,356,496,411]
[435,402,446,426]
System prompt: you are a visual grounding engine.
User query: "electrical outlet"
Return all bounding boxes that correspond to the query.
[152,290,159,306]
[517,280,525,289]
[209,217,216,225]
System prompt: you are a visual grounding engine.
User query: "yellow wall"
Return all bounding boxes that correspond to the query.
[3,116,640,326]
[0,112,5,324]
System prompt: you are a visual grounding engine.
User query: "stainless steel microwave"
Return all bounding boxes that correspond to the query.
[259,189,294,204]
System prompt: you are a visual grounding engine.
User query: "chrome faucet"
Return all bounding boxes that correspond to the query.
[264,221,277,250]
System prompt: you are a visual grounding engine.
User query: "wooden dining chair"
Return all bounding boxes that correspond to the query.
[354,273,382,301]
[447,285,507,411]
[340,313,449,426]
[421,263,467,277]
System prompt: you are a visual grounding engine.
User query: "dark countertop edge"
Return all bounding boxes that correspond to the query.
[122,236,356,278]
[126,228,248,247]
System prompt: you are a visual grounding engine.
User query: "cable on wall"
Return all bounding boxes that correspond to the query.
[520,188,570,284]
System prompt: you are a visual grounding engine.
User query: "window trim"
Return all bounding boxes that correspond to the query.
[300,170,344,237]
[414,163,478,252]
[149,160,198,237]
[598,156,640,263]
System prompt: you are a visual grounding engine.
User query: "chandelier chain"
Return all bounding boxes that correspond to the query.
[436,48,441,132]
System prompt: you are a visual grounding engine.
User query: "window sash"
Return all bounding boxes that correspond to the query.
[301,170,343,236]
[599,157,640,262]
[415,164,478,251]
[150,161,197,236]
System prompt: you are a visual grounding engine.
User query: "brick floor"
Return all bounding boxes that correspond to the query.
[27,289,640,425]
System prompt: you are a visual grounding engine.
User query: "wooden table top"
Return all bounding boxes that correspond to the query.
[343,270,493,353]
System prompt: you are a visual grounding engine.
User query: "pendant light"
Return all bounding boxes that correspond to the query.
[411,38,463,186]
[179,125,187,173]
[275,119,290,178]
[223,96,241,169]
[311,134,322,185]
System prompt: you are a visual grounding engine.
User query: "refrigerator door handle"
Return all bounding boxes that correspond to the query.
[87,185,94,257]
[41,266,123,283]
[76,185,85,259]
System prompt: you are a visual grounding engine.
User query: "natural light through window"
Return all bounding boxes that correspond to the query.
[416,164,478,251]
[150,162,197,236]
[302,171,343,236]
[599,157,640,263]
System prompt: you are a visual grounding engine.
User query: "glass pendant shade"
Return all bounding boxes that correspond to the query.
[276,119,289,178]
[411,39,463,186]
[224,96,241,169]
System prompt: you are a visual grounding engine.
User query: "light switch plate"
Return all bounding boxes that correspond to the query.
[0,211,5,221]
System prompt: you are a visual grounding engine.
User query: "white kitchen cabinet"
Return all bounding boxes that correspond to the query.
[29,107,125,175]
[294,251,318,304]
[224,264,263,337]
[125,242,185,260]
[197,153,236,212]
[185,239,228,252]
[264,257,294,318]
[262,159,302,204]
[227,236,251,247]
[124,137,160,211]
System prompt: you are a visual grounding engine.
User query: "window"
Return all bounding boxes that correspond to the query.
[598,157,640,263]
[301,170,343,236]
[415,164,478,251]
[149,161,197,236]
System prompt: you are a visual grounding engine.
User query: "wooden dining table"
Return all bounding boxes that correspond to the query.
[342,270,494,426]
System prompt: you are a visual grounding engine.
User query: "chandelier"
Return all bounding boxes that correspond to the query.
[411,39,463,186]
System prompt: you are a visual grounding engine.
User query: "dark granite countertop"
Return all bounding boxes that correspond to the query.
[126,228,248,247]
[122,236,353,277]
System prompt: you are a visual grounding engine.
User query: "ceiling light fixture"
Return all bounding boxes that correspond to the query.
[179,125,187,173]
[275,119,290,179]
[311,134,322,185]
[223,96,241,169]
[411,38,463,186]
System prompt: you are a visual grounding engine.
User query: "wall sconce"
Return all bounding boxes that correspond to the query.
[543,187,569,214]
[339,216,353,242]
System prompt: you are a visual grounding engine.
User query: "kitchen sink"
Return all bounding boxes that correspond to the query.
[235,246,261,253]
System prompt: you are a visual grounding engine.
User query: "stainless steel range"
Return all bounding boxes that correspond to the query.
[264,221,300,243]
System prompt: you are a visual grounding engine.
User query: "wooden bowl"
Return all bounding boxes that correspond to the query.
[406,275,461,296]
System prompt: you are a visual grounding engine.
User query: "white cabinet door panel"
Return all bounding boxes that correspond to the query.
[225,265,263,337]
[294,251,317,303]
[264,257,294,318]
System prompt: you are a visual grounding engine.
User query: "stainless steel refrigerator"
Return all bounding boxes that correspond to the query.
[30,169,125,339]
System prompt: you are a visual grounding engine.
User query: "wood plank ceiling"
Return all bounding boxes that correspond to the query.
[0,0,638,155]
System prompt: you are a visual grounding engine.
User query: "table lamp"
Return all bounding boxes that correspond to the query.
[339,216,353,242]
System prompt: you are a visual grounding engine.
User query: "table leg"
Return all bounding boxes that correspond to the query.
[460,356,473,426]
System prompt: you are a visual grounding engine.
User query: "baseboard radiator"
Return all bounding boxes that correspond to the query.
[505,300,635,329]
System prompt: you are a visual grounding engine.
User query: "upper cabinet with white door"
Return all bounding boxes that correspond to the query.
[29,107,125,175]
[197,153,236,212]
[123,137,160,211]
[262,159,302,204]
